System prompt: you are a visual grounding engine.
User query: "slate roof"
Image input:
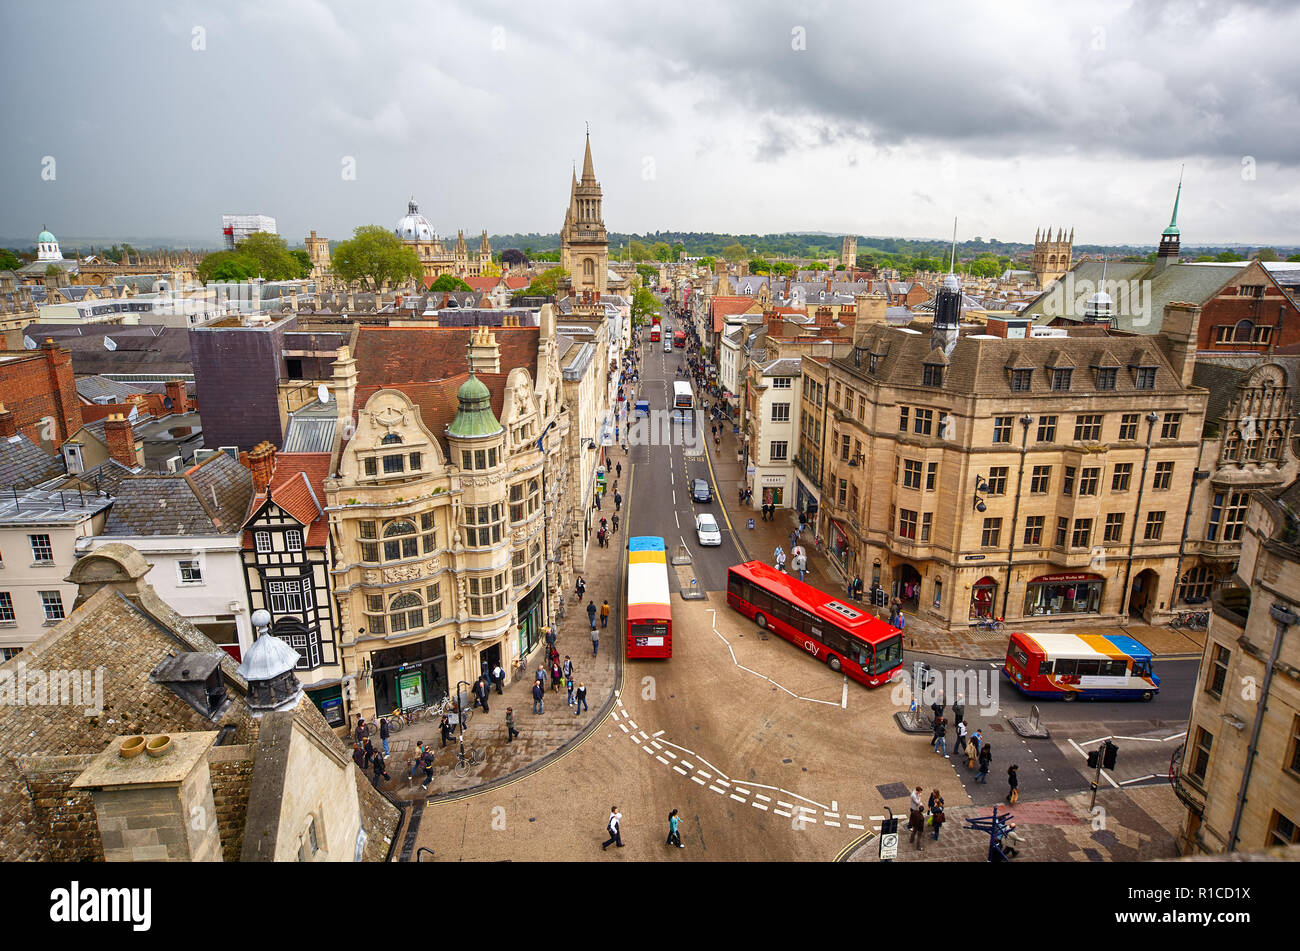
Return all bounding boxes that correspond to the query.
[351,373,514,457]
[46,458,141,497]
[1021,261,1243,333]
[762,357,803,377]
[101,451,252,537]
[840,324,1196,399]
[0,434,65,488]
[1193,362,1249,427]
[76,375,146,403]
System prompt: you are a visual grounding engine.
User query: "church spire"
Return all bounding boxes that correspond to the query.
[1164,166,1183,236]
[581,130,596,183]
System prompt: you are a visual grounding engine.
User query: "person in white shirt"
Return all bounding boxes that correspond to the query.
[602,806,624,850]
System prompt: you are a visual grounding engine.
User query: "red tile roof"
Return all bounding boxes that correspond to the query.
[504,276,529,290]
[463,276,500,293]
[351,372,512,456]
[710,296,757,334]
[353,326,539,388]
[244,451,332,547]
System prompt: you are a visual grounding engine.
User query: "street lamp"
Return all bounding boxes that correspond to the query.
[973,475,989,513]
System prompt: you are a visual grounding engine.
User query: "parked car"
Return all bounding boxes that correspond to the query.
[695,513,722,546]
[691,478,712,503]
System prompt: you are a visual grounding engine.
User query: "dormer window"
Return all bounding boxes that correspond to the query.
[1010,369,1032,392]
[922,364,944,387]
[1050,368,1072,391]
[1094,367,1117,390]
[1132,366,1156,390]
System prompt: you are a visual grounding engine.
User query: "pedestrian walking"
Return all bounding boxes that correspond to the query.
[591,626,599,656]
[492,662,505,694]
[600,516,608,534]
[370,749,390,787]
[616,462,622,479]
[614,491,622,512]
[419,745,436,790]
[966,734,979,770]
[378,716,390,757]
[363,738,376,767]
[977,743,992,783]
[955,719,968,757]
[575,576,586,599]
[575,681,588,714]
[439,715,453,748]
[506,707,520,742]
[408,741,428,781]
[473,676,490,714]
[929,790,946,841]
[532,679,545,715]
[545,624,558,650]
[1000,821,1025,859]
[952,695,965,728]
[908,786,925,851]
[594,491,602,511]
[789,530,798,551]
[612,513,620,533]
[566,675,576,707]
[600,600,611,628]
[550,658,562,693]
[1006,764,1020,804]
[933,715,948,757]
[354,714,369,746]
[563,655,573,680]
[666,809,684,848]
[352,742,367,770]
[587,600,597,626]
[971,728,983,758]
[776,549,786,573]
[602,807,624,850]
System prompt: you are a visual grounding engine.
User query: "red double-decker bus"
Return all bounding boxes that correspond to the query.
[649,319,662,342]
[727,562,904,687]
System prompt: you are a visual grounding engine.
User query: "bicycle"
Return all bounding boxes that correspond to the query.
[430,694,473,729]
[970,616,1005,635]
[453,738,485,778]
[382,705,430,734]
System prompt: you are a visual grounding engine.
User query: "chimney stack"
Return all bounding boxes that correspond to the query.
[103,414,139,467]
[0,403,15,439]
[1159,301,1202,387]
[165,380,188,415]
[248,441,277,494]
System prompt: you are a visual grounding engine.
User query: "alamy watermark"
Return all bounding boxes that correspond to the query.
[1041,273,1152,326]
[890,665,1001,717]
[0,662,105,715]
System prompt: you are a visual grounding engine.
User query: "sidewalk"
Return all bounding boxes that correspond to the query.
[376,478,628,803]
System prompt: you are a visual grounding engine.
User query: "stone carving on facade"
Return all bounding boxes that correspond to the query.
[372,404,406,432]
[365,569,382,585]
[383,562,426,583]
[456,574,469,617]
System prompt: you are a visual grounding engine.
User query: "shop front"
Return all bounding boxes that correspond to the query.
[828,518,855,576]
[370,636,449,717]
[760,474,786,508]
[517,582,544,662]
[795,477,820,522]
[969,575,998,619]
[1022,572,1104,617]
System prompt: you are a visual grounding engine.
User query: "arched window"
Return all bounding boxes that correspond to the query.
[1265,429,1283,462]
[1179,565,1214,603]
[383,519,418,560]
[381,433,403,445]
[388,592,424,633]
[583,258,595,280]
[1234,319,1254,342]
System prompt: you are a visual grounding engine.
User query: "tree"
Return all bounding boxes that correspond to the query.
[0,249,20,271]
[331,225,423,291]
[291,248,313,278]
[770,261,796,277]
[1288,254,1300,263]
[855,251,875,270]
[198,250,257,283]
[501,249,525,268]
[1254,247,1280,262]
[429,274,472,292]
[628,239,650,261]
[237,232,302,281]
[523,266,569,297]
[698,256,716,271]
[480,260,502,277]
[636,264,659,288]
[651,241,673,262]
[631,287,659,324]
[749,257,771,275]
[721,243,748,262]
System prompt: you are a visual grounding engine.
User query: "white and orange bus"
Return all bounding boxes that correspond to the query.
[1003,631,1159,702]
[627,536,672,659]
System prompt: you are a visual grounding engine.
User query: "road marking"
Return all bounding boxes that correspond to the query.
[618,723,629,733]
[774,809,791,818]
[673,766,688,776]
[846,814,862,821]
[1118,774,1158,785]
[777,801,794,809]
[716,779,731,788]
[698,770,712,780]
[824,811,840,818]
[841,677,848,709]
[638,731,649,740]
[652,730,664,737]
[656,756,670,765]
[824,820,841,828]
[627,720,638,731]
[650,740,662,750]
[735,787,751,796]
[848,823,865,830]
[752,802,769,811]
[756,793,771,802]
[729,793,746,803]
[691,776,706,786]
[642,746,654,755]
[679,759,694,769]
[709,785,726,795]
[663,750,676,759]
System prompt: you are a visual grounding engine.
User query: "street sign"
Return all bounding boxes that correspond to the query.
[746,464,756,476]
[879,814,899,861]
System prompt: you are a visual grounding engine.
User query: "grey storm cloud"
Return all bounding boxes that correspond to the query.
[0,0,1297,244]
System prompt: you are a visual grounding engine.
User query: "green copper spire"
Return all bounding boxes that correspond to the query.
[447,370,503,439]
[1163,169,1183,237]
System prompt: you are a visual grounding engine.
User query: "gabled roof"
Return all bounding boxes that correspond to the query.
[245,452,331,547]
[352,326,539,389]
[75,375,145,404]
[102,451,253,537]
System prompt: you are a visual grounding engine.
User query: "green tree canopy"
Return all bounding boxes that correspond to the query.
[428,274,472,292]
[698,256,716,271]
[770,261,796,277]
[0,248,20,271]
[523,266,569,297]
[1254,247,1280,262]
[631,287,659,324]
[748,257,771,275]
[197,251,257,283]
[628,239,649,261]
[636,264,659,288]
[233,232,303,281]
[721,243,748,262]
[651,241,674,262]
[291,248,312,277]
[331,225,423,291]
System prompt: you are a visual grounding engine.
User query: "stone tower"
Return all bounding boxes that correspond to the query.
[1031,226,1073,289]
[305,230,331,282]
[560,132,609,295]
[841,235,857,269]
[1154,174,1182,275]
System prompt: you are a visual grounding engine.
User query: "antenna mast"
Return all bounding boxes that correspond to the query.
[949,217,958,274]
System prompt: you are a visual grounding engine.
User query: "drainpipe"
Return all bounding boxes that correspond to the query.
[1171,468,1210,608]
[1228,600,1298,851]
[1000,415,1034,620]
[1119,412,1160,617]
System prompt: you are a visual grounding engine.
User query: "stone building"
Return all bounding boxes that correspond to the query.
[324,311,578,720]
[1031,226,1073,289]
[305,229,332,283]
[819,287,1209,629]
[1173,477,1300,855]
[560,134,609,297]
[394,199,491,282]
[0,542,398,862]
[841,235,858,269]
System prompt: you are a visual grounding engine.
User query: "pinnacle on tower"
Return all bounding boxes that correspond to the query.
[581,132,596,183]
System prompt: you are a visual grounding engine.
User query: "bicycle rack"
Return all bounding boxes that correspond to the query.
[416,847,435,862]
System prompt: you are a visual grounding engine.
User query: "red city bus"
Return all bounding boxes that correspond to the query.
[650,322,661,342]
[627,536,672,659]
[726,562,904,687]
[673,330,686,347]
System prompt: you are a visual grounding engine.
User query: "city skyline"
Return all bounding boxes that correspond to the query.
[2,1,1298,246]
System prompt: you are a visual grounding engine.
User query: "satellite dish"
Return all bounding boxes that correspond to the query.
[317,383,330,405]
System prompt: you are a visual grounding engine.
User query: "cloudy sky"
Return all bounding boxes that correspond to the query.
[3,0,1298,247]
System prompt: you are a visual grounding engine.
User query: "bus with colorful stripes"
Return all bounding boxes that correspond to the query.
[726,561,904,687]
[627,536,672,659]
[1003,631,1159,701]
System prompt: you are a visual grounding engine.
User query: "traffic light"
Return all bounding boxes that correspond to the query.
[1103,740,1119,770]
[1087,749,1101,769]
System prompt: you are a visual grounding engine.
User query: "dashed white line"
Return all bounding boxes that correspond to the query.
[824,821,841,828]
[729,794,746,803]
[673,766,688,776]
[848,824,865,830]
[691,776,706,786]
[774,809,791,818]
[618,723,629,733]
[698,770,712,780]
[735,787,751,796]
[642,746,654,755]
[709,785,726,795]
[752,802,769,811]
[756,793,771,802]
[656,756,670,765]
[627,720,638,731]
